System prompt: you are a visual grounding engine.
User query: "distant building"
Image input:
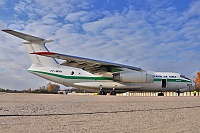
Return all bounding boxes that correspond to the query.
[47,82,60,93]
[28,88,31,93]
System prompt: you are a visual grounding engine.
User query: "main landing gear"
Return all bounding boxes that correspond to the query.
[98,85,107,95]
[109,85,117,95]
[98,85,117,96]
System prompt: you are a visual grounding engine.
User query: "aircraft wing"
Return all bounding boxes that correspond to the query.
[32,52,142,74]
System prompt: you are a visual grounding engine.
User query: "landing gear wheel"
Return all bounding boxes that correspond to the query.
[98,91,106,95]
[158,92,164,96]
[110,91,116,95]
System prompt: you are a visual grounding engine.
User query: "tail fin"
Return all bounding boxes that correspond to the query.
[2,29,58,68]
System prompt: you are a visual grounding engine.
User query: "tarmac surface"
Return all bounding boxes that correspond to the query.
[0,93,200,133]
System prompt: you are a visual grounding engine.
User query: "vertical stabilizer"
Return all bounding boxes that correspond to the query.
[2,29,58,68]
[23,41,58,67]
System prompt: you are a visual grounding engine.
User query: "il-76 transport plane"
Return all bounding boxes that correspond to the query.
[2,29,192,96]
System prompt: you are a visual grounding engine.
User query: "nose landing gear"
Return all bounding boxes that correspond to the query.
[158,92,164,96]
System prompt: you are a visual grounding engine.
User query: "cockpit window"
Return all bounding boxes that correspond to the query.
[180,74,190,80]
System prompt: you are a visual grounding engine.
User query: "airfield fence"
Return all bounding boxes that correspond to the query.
[66,91,199,96]
[117,91,199,96]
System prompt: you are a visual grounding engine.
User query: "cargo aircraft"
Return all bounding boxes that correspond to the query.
[2,29,192,95]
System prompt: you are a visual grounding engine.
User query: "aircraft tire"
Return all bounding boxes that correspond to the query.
[158,92,164,96]
[98,91,106,95]
[110,91,116,95]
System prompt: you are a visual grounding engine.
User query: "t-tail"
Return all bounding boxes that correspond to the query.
[2,29,58,69]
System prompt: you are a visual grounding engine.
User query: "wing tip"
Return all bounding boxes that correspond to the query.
[2,29,12,32]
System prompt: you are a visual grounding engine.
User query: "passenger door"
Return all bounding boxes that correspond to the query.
[162,79,167,88]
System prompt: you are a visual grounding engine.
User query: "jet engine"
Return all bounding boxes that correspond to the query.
[113,71,154,83]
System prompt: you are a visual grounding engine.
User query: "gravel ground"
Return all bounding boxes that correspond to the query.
[0,93,200,133]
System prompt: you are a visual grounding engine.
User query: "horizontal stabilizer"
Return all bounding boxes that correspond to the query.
[2,29,53,44]
[30,52,57,55]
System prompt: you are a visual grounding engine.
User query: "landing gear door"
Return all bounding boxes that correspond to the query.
[162,79,167,88]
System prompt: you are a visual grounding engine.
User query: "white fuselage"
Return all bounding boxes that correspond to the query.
[29,66,192,93]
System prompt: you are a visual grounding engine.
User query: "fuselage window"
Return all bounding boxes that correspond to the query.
[71,71,74,75]
[156,75,162,78]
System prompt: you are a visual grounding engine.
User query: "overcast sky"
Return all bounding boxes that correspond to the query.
[0,0,200,90]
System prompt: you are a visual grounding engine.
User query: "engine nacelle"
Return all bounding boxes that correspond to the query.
[113,71,154,83]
